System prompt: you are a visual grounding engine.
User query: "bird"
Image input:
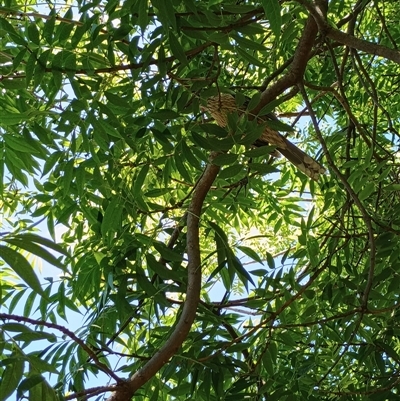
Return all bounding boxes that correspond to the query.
[205,94,326,181]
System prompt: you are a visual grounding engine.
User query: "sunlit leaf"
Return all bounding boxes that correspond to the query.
[0,246,44,296]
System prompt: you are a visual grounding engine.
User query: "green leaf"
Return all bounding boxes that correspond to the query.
[113,24,132,40]
[17,375,45,398]
[243,146,277,158]
[1,78,26,90]
[0,114,28,127]
[27,23,41,45]
[307,236,319,268]
[0,17,27,46]
[261,0,281,38]
[144,188,171,197]
[13,332,57,342]
[174,153,192,182]
[247,93,261,110]
[191,131,215,150]
[208,221,229,244]
[234,35,267,52]
[375,340,400,362]
[386,183,400,191]
[212,153,238,166]
[249,268,268,276]
[237,245,264,265]
[248,163,278,175]
[237,47,265,67]
[2,238,66,272]
[180,142,200,170]
[133,164,149,194]
[0,246,44,296]
[149,109,180,119]
[229,254,255,287]
[8,290,27,314]
[168,31,188,66]
[153,241,183,262]
[23,291,37,318]
[95,118,123,138]
[266,252,275,269]
[265,119,293,132]
[13,48,27,70]
[56,21,75,45]
[258,99,285,116]
[136,272,158,296]
[145,254,182,281]
[134,191,149,211]
[237,123,267,145]
[104,92,131,110]
[219,164,244,179]
[28,378,58,401]
[262,349,275,376]
[14,234,68,256]
[226,342,250,353]
[152,0,177,30]
[358,182,375,201]
[1,323,33,333]
[137,0,149,32]
[25,51,36,87]
[279,331,296,347]
[62,159,74,197]
[101,197,123,237]
[43,13,56,44]
[0,356,24,401]
[199,123,229,137]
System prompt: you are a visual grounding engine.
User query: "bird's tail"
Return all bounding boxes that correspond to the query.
[277,137,326,181]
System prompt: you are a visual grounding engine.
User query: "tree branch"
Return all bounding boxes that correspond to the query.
[106,153,221,401]
[298,82,376,308]
[0,313,121,383]
[249,1,327,116]
[296,0,400,64]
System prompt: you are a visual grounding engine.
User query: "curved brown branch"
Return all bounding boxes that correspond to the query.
[249,1,327,116]
[296,0,400,64]
[106,153,220,401]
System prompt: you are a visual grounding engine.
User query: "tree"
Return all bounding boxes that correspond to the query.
[1,0,400,399]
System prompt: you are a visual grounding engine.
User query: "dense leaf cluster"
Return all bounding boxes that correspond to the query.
[1,0,400,400]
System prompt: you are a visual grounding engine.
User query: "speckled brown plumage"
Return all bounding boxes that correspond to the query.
[206,94,326,181]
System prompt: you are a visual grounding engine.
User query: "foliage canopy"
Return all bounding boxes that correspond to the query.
[1,0,400,400]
